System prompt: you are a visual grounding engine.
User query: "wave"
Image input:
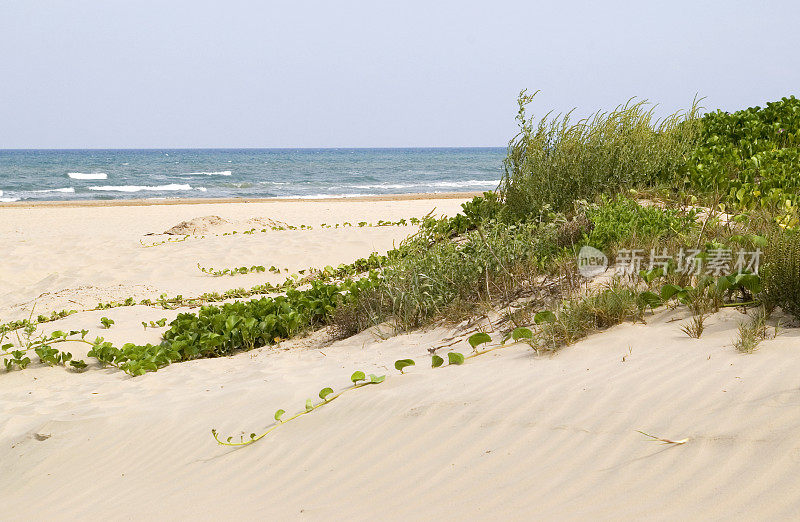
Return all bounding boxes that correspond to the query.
[183,170,232,176]
[87,184,194,193]
[345,179,500,190]
[279,193,370,200]
[33,187,75,193]
[68,172,108,180]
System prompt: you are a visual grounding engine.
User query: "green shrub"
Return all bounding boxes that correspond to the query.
[762,231,800,319]
[584,196,698,250]
[333,220,561,332]
[683,96,800,215]
[500,90,700,220]
[537,282,643,350]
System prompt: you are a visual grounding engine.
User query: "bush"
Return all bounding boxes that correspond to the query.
[333,220,562,332]
[762,231,800,319]
[683,96,800,215]
[500,90,700,220]
[583,196,698,250]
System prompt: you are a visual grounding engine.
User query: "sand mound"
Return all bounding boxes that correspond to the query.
[163,216,228,235]
[245,216,290,229]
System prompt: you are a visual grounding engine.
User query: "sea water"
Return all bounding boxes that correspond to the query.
[0,148,505,202]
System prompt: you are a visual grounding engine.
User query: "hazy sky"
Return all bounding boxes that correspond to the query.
[1,1,798,148]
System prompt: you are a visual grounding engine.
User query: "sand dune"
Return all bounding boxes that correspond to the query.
[3,306,800,520]
[3,197,800,520]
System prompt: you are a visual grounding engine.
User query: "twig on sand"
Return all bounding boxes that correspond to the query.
[636,430,689,445]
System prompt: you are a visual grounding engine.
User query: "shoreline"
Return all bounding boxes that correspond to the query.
[0,191,484,209]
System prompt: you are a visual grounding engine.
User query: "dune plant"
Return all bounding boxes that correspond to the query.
[500,90,701,220]
[211,370,385,446]
[197,264,266,277]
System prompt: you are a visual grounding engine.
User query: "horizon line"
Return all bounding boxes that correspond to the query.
[0,146,507,152]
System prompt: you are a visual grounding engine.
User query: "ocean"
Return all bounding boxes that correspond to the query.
[0,148,505,202]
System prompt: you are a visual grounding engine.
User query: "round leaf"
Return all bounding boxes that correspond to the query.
[447,352,465,365]
[394,359,415,373]
[369,374,385,384]
[431,355,444,368]
[511,327,533,341]
[351,371,366,384]
[534,311,556,324]
[319,387,334,401]
[274,409,285,422]
[468,332,492,349]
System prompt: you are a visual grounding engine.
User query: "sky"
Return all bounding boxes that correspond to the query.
[1,0,798,149]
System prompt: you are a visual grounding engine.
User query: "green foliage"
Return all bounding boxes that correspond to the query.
[100,317,115,329]
[537,283,643,351]
[394,359,415,373]
[197,264,266,277]
[762,232,800,319]
[583,196,698,250]
[338,219,560,332]
[447,352,465,365]
[431,354,444,368]
[683,96,800,218]
[511,327,533,340]
[467,332,492,350]
[213,369,386,447]
[734,307,771,353]
[500,90,701,219]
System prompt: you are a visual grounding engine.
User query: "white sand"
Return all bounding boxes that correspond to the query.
[2,197,800,520]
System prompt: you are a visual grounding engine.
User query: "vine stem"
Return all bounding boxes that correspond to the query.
[212,380,382,447]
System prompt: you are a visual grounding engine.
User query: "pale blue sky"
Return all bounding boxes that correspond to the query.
[1,0,798,148]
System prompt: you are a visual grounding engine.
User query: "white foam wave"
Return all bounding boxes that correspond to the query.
[68,172,108,180]
[88,184,193,193]
[346,179,500,190]
[33,187,75,193]
[279,193,369,200]
[183,171,232,176]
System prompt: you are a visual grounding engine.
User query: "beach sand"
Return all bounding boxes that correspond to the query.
[2,195,800,520]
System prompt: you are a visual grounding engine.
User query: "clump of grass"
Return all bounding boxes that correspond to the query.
[500,90,701,220]
[680,314,706,339]
[537,282,643,351]
[734,306,770,353]
[762,232,800,320]
[330,219,561,333]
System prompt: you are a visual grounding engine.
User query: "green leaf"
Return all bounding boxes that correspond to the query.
[750,235,767,248]
[447,352,465,365]
[369,374,385,384]
[394,359,415,373]
[660,284,682,301]
[305,399,314,412]
[431,355,444,368]
[638,291,663,310]
[319,387,334,401]
[511,327,533,341]
[534,310,556,324]
[350,371,366,384]
[274,409,285,422]
[468,332,492,349]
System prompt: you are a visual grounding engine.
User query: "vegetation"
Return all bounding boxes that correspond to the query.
[6,92,800,380]
[499,90,701,220]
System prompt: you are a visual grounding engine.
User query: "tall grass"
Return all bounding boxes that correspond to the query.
[331,219,563,334]
[762,231,800,320]
[500,90,701,220]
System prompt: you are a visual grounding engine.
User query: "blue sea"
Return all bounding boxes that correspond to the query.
[0,148,505,202]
